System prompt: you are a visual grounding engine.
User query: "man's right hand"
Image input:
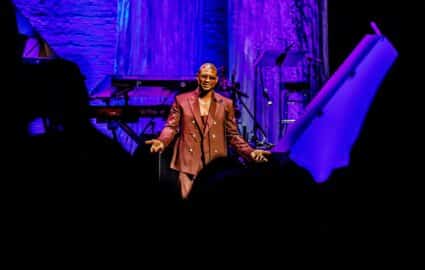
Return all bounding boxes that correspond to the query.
[145,139,165,153]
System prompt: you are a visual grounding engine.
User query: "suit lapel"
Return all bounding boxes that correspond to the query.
[188,90,204,132]
[214,94,223,122]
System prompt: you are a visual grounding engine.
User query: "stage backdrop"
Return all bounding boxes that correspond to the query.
[14,0,327,151]
[116,0,328,145]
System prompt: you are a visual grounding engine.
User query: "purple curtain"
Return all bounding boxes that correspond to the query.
[115,0,202,77]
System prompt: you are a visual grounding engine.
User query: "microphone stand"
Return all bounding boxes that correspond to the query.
[228,82,273,149]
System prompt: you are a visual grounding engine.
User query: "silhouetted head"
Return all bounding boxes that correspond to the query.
[20,58,90,136]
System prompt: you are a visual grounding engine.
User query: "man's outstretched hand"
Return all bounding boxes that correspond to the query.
[145,139,165,153]
[250,149,272,162]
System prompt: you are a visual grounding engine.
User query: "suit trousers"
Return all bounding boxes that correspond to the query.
[179,172,195,199]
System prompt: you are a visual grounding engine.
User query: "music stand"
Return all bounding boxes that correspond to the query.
[254,50,306,144]
[275,51,307,138]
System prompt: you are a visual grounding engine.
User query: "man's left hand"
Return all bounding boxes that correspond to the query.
[250,149,272,162]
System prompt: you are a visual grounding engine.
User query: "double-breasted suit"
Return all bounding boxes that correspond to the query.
[157,89,253,176]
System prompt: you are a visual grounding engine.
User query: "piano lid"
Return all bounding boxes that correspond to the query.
[90,74,197,106]
[15,6,56,59]
[111,75,197,90]
[92,75,197,95]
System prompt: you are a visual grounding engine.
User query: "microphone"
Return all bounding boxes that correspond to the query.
[262,88,273,105]
[276,42,295,66]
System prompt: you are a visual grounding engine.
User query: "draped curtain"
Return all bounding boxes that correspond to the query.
[115,0,202,76]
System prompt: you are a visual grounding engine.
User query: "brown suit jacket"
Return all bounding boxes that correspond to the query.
[157,89,253,175]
